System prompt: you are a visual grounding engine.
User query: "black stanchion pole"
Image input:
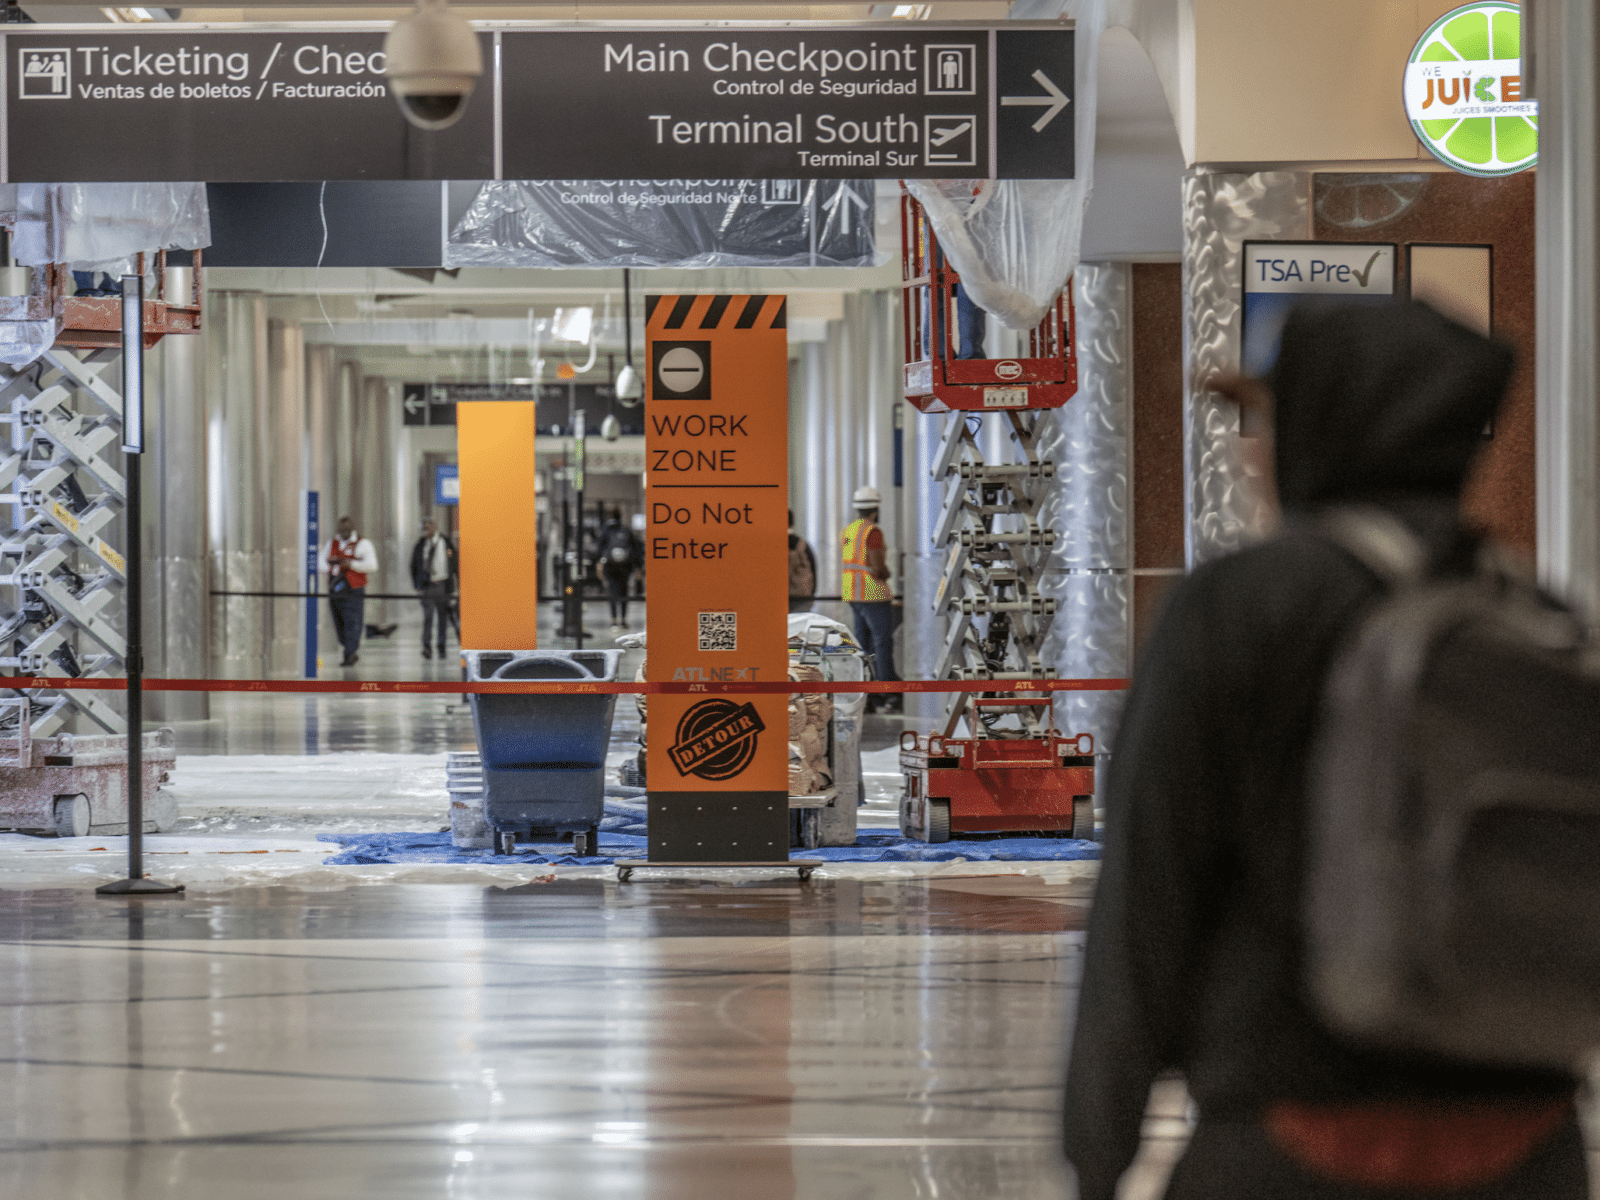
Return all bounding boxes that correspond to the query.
[98,273,182,897]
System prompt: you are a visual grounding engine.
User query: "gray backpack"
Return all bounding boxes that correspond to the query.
[1304,507,1600,1072]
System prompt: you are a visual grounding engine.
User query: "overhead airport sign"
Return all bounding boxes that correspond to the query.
[4,30,494,181]
[502,27,1073,180]
[1,23,1072,182]
[446,179,876,268]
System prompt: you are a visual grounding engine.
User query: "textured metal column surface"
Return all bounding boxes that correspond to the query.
[384,382,406,607]
[305,344,335,523]
[356,375,394,619]
[824,327,851,600]
[1038,263,1130,749]
[1181,169,1310,567]
[870,292,902,564]
[149,270,208,720]
[334,358,359,522]
[1535,0,1600,618]
[267,319,306,675]
[798,341,832,596]
[900,404,951,719]
[205,291,268,677]
[828,313,855,590]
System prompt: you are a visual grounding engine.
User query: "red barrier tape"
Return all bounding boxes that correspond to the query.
[2,676,1129,696]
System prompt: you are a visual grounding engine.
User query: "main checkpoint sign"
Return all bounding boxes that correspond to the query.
[501,26,1074,180]
[1,23,1072,181]
[645,294,791,863]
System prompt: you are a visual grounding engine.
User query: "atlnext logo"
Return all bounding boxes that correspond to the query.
[19,48,70,98]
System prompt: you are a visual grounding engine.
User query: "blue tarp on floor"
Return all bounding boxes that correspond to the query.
[318,829,1101,866]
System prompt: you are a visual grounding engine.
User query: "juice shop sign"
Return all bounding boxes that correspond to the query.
[1403,1,1537,177]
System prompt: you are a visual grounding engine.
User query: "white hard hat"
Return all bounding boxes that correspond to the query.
[851,486,882,508]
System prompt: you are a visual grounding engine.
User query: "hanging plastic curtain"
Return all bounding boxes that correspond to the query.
[446,179,878,269]
[904,0,1107,330]
[10,183,210,268]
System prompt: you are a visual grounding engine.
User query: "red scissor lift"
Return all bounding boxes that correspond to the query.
[896,192,1096,842]
[0,250,205,349]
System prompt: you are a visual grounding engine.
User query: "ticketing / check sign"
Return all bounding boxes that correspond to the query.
[645,294,791,862]
[2,23,1072,181]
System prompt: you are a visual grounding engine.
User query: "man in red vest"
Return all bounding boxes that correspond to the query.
[324,516,378,667]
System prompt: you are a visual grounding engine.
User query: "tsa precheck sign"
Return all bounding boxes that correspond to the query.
[1241,242,1398,377]
[1244,243,1397,295]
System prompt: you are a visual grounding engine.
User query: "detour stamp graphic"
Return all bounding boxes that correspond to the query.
[669,698,765,780]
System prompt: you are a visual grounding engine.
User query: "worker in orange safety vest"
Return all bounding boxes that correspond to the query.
[840,486,901,712]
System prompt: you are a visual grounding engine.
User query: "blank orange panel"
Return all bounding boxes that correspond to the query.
[457,401,539,650]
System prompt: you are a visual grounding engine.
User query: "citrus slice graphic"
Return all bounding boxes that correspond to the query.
[1404,1,1536,177]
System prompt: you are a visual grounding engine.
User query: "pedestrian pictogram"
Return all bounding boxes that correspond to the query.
[924,44,976,94]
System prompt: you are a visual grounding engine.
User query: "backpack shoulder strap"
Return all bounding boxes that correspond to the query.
[1317,506,1430,588]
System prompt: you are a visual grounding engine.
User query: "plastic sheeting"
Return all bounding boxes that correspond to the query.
[446,179,878,269]
[11,182,210,268]
[904,0,1107,330]
[0,318,58,368]
[319,828,1100,865]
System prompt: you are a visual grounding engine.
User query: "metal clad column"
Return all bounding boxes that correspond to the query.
[206,291,268,677]
[1039,263,1130,750]
[267,319,306,675]
[305,345,335,529]
[334,359,359,522]
[799,341,832,598]
[356,376,394,622]
[828,313,854,598]
[1535,0,1600,617]
[150,267,208,720]
[1181,170,1309,566]
[868,292,901,584]
[900,406,950,719]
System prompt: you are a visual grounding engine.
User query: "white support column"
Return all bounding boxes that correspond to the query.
[267,319,306,675]
[148,267,208,721]
[1535,0,1600,617]
[206,291,269,678]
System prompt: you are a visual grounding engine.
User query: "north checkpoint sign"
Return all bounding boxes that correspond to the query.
[2,24,1072,182]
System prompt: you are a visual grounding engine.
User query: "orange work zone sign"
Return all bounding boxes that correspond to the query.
[645,294,790,861]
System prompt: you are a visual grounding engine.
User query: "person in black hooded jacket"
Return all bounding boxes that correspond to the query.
[1062,302,1586,1200]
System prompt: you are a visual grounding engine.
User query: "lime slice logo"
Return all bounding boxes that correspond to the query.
[1404,1,1536,177]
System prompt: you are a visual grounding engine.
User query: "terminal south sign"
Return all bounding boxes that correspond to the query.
[1404,1,1536,177]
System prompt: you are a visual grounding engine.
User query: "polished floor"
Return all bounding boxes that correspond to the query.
[0,875,1188,1200]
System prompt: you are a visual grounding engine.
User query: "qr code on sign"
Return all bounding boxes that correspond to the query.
[698,611,737,652]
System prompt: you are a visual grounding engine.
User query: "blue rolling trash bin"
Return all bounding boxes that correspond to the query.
[463,649,623,857]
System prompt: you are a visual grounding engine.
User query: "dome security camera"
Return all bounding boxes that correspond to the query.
[614,362,642,406]
[383,0,483,131]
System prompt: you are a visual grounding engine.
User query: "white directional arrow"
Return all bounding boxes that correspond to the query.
[1001,69,1070,132]
[404,390,427,415]
[823,183,870,236]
